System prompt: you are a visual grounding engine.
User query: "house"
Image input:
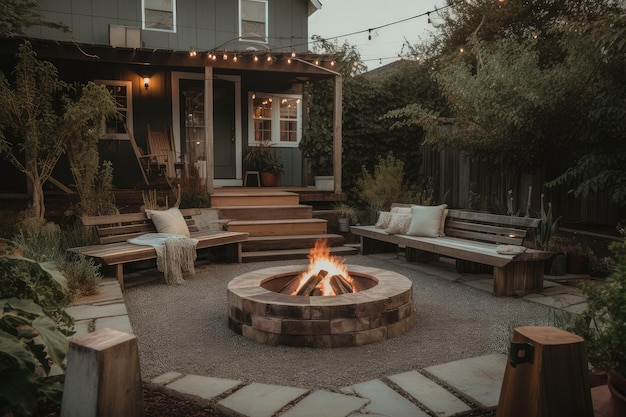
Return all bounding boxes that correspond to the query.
[0,0,343,193]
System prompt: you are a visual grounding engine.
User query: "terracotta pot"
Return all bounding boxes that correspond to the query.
[608,369,626,414]
[260,172,279,187]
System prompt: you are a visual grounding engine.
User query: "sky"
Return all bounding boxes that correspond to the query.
[308,0,448,70]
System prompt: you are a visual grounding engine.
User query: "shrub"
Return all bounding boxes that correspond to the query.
[356,153,433,223]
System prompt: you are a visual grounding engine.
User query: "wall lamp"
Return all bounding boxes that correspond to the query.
[143,77,150,90]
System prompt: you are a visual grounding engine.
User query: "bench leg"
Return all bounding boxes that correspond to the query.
[493,261,545,296]
[115,264,124,292]
[361,236,398,255]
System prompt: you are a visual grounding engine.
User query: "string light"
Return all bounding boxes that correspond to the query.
[189,48,197,57]
[427,12,431,24]
[223,51,228,60]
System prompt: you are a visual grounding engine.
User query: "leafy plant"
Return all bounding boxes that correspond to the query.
[568,241,626,375]
[0,255,74,416]
[244,139,284,174]
[531,193,561,251]
[334,203,358,225]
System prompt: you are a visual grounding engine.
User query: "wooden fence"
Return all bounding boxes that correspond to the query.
[420,146,623,227]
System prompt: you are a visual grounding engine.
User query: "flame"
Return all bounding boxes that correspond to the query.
[292,239,353,296]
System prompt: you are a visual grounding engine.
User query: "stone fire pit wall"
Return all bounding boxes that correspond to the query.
[227,265,416,348]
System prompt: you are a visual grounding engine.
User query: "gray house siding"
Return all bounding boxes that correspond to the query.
[29,0,311,53]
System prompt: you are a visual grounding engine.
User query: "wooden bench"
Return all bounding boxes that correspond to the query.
[68,208,248,290]
[351,207,552,296]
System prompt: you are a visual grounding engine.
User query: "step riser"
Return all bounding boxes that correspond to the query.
[243,236,344,251]
[241,247,358,263]
[212,195,300,207]
[228,223,328,237]
[219,206,312,221]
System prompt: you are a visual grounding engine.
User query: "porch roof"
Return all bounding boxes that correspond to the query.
[7,37,343,83]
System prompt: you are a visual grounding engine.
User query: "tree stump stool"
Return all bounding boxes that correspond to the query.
[61,328,144,417]
[496,326,593,417]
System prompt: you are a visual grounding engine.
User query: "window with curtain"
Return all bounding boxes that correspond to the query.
[240,0,267,42]
[143,0,176,32]
[249,93,301,146]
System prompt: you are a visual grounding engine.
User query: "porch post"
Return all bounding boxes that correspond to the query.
[204,66,214,194]
[333,74,342,193]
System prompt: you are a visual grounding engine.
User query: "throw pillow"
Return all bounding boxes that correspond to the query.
[375,211,392,229]
[407,204,448,237]
[390,205,412,214]
[146,207,190,237]
[385,213,412,234]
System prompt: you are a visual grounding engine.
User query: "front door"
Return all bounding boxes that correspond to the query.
[175,73,242,186]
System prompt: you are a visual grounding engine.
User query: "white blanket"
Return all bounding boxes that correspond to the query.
[128,233,198,284]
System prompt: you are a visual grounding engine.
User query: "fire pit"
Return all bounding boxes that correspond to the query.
[227,241,416,347]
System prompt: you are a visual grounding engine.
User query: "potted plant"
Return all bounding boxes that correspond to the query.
[334,203,358,233]
[531,195,563,275]
[244,139,285,187]
[569,240,626,410]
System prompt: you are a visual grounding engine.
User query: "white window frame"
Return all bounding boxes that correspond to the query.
[239,0,268,43]
[95,80,133,140]
[248,92,302,148]
[142,0,176,33]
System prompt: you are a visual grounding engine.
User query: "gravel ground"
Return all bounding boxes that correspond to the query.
[123,254,558,392]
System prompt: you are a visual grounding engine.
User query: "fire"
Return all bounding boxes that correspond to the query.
[290,239,354,296]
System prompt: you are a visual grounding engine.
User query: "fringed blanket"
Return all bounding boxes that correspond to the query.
[127,233,198,284]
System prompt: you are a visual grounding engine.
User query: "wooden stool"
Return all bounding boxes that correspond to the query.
[497,326,593,417]
[244,170,261,187]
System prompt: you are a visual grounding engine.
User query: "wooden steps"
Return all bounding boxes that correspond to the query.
[212,190,357,262]
[226,219,328,237]
[218,205,312,220]
[242,246,357,263]
[211,191,299,207]
[243,234,345,251]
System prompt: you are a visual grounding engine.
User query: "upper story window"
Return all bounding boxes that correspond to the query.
[142,0,176,32]
[249,93,301,147]
[240,0,268,43]
[96,80,133,140]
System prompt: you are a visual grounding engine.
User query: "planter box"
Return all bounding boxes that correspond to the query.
[314,176,334,191]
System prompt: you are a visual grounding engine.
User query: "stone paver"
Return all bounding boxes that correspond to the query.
[278,390,368,417]
[350,379,430,417]
[423,353,507,409]
[151,372,183,385]
[165,374,241,401]
[217,383,307,417]
[387,370,471,416]
[94,315,133,333]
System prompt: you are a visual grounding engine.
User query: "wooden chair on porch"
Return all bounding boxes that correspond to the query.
[126,125,169,185]
[146,124,188,181]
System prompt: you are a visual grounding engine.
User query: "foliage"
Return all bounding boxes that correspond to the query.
[244,139,284,174]
[568,241,626,375]
[531,194,561,251]
[64,81,120,217]
[356,153,433,223]
[0,0,69,37]
[12,218,102,300]
[0,42,119,219]
[333,203,358,225]
[0,255,73,416]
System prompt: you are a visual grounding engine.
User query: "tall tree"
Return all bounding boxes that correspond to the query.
[0,42,118,219]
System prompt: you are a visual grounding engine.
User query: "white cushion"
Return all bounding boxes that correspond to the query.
[375,211,392,229]
[145,207,190,237]
[406,204,448,237]
[385,213,412,234]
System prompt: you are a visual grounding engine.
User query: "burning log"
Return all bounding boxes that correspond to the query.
[297,274,324,296]
[329,275,353,294]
